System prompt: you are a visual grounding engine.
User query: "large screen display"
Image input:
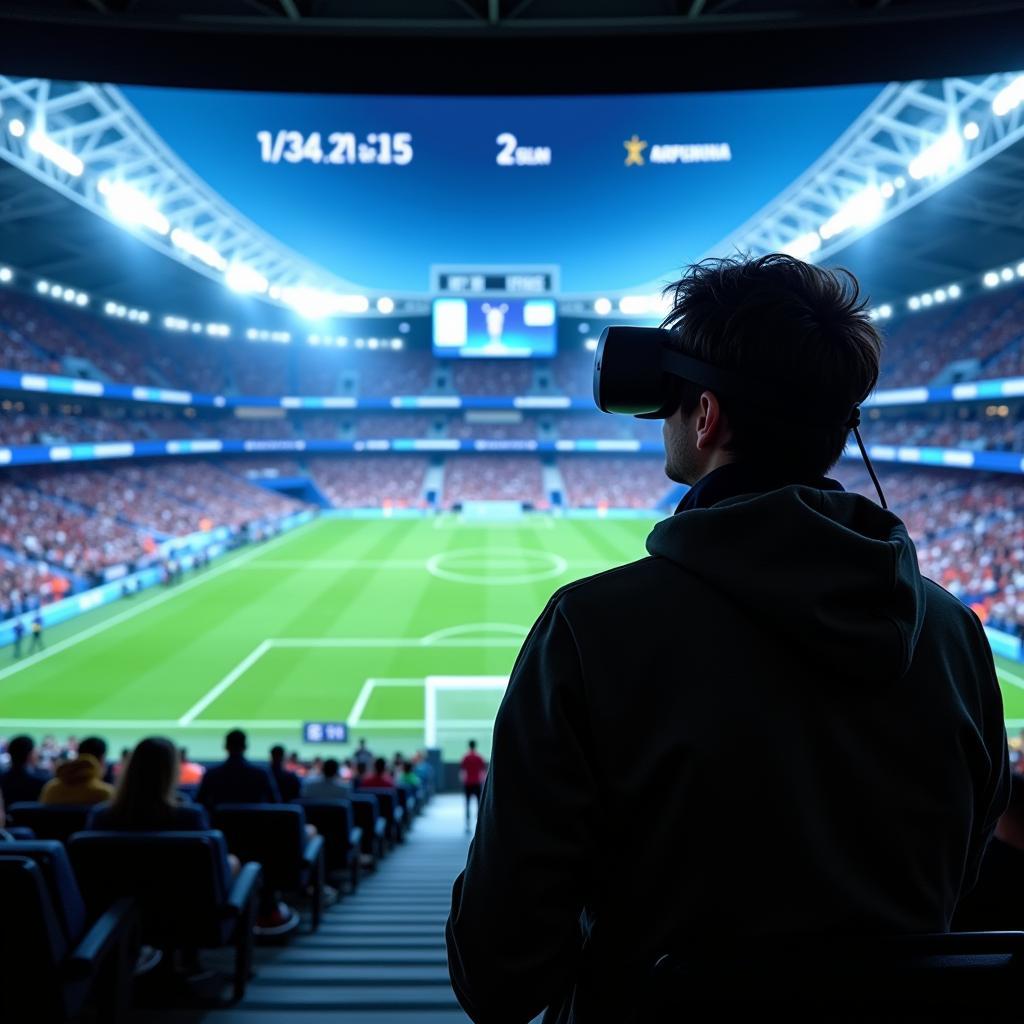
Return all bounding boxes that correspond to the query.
[432,297,557,358]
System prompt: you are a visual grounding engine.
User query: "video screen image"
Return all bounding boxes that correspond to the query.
[0,69,1023,766]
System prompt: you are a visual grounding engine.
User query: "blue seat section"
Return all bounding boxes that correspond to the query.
[7,802,92,844]
[212,804,325,931]
[69,830,260,1002]
[296,799,362,893]
[0,850,137,1020]
[356,787,404,844]
[348,792,387,865]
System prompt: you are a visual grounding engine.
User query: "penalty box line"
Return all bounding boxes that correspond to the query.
[178,628,527,727]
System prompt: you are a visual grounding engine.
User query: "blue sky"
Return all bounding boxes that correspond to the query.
[123,83,882,293]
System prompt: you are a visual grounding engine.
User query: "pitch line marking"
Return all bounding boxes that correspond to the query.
[0,522,313,685]
[178,640,272,726]
[998,667,1024,692]
[422,623,527,644]
[348,678,423,728]
[265,637,523,649]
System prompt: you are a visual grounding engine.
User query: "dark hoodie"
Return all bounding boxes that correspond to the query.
[447,468,1010,1024]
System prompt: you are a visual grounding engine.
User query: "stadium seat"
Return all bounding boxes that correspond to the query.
[211,804,325,931]
[0,849,137,1021]
[68,831,261,1003]
[177,784,200,803]
[348,793,387,868]
[296,799,362,894]
[356,787,405,845]
[8,802,92,844]
[0,825,36,840]
[643,932,1024,1020]
[395,782,421,821]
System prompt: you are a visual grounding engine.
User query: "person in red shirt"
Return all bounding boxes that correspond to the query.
[460,740,487,834]
[361,757,395,789]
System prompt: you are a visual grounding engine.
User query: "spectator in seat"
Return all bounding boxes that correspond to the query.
[302,758,351,801]
[447,254,1011,1024]
[269,744,301,801]
[196,729,280,809]
[360,757,395,789]
[178,747,204,785]
[0,734,49,806]
[87,737,210,831]
[353,738,374,770]
[40,736,113,806]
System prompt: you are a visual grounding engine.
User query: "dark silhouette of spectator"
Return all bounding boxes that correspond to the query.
[196,729,280,809]
[954,773,1024,930]
[40,736,113,806]
[447,255,1011,1024]
[87,737,210,831]
[269,744,301,802]
[0,734,49,805]
[353,738,374,769]
[303,758,351,801]
[361,757,395,789]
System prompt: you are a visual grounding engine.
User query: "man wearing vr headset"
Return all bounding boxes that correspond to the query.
[447,254,1009,1023]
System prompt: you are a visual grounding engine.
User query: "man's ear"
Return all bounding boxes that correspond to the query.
[694,391,728,451]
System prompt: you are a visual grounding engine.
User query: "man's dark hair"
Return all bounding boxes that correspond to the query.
[79,736,107,762]
[468,740,477,751]
[373,757,387,774]
[661,253,882,477]
[225,729,247,755]
[323,758,340,779]
[7,734,34,767]
[270,745,285,762]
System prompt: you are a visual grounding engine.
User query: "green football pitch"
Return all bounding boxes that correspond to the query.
[3,513,1024,760]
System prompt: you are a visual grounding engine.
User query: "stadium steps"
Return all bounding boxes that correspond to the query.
[139,794,473,1024]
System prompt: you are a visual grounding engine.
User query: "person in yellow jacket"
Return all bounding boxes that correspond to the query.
[40,737,114,805]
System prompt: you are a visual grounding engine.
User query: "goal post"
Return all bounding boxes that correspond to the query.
[424,675,509,757]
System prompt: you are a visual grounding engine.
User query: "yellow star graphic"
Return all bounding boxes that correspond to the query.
[624,134,647,166]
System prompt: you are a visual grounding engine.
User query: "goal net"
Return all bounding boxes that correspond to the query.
[424,675,508,759]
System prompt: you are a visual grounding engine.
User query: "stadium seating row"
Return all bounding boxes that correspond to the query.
[4,276,1024,398]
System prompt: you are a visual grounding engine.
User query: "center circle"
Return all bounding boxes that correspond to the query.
[425,547,569,585]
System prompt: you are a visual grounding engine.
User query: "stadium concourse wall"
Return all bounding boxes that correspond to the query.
[0,509,315,650]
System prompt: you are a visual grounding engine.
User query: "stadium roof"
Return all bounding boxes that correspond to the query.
[3,2,1024,95]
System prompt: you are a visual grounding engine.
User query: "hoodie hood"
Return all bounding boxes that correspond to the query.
[55,753,102,785]
[646,484,926,683]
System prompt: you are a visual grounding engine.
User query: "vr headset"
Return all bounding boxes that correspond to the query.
[592,325,887,507]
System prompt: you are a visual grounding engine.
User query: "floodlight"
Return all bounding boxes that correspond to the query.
[878,304,892,319]
[948,284,962,299]
[99,178,170,235]
[984,271,1000,288]
[934,289,947,303]
[104,301,116,315]
[36,280,49,294]
[138,312,150,324]
[8,118,24,138]
[908,297,921,311]
[1017,263,1024,278]
[376,296,395,314]
[170,229,227,272]
[51,286,63,299]
[392,338,403,350]
[594,297,612,316]
[225,264,269,295]
[75,293,88,307]
[879,182,895,199]
[28,131,84,177]
[819,186,884,240]
[0,267,13,284]
[920,293,933,307]
[1001,268,1015,282]
[585,338,599,351]
[908,131,963,180]
[993,75,1024,116]
[962,121,980,141]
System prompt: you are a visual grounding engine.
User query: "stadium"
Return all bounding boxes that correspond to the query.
[3,1,1024,1021]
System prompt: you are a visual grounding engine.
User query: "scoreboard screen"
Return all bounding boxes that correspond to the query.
[432,297,557,359]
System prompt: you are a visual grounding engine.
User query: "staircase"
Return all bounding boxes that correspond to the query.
[146,795,472,1023]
